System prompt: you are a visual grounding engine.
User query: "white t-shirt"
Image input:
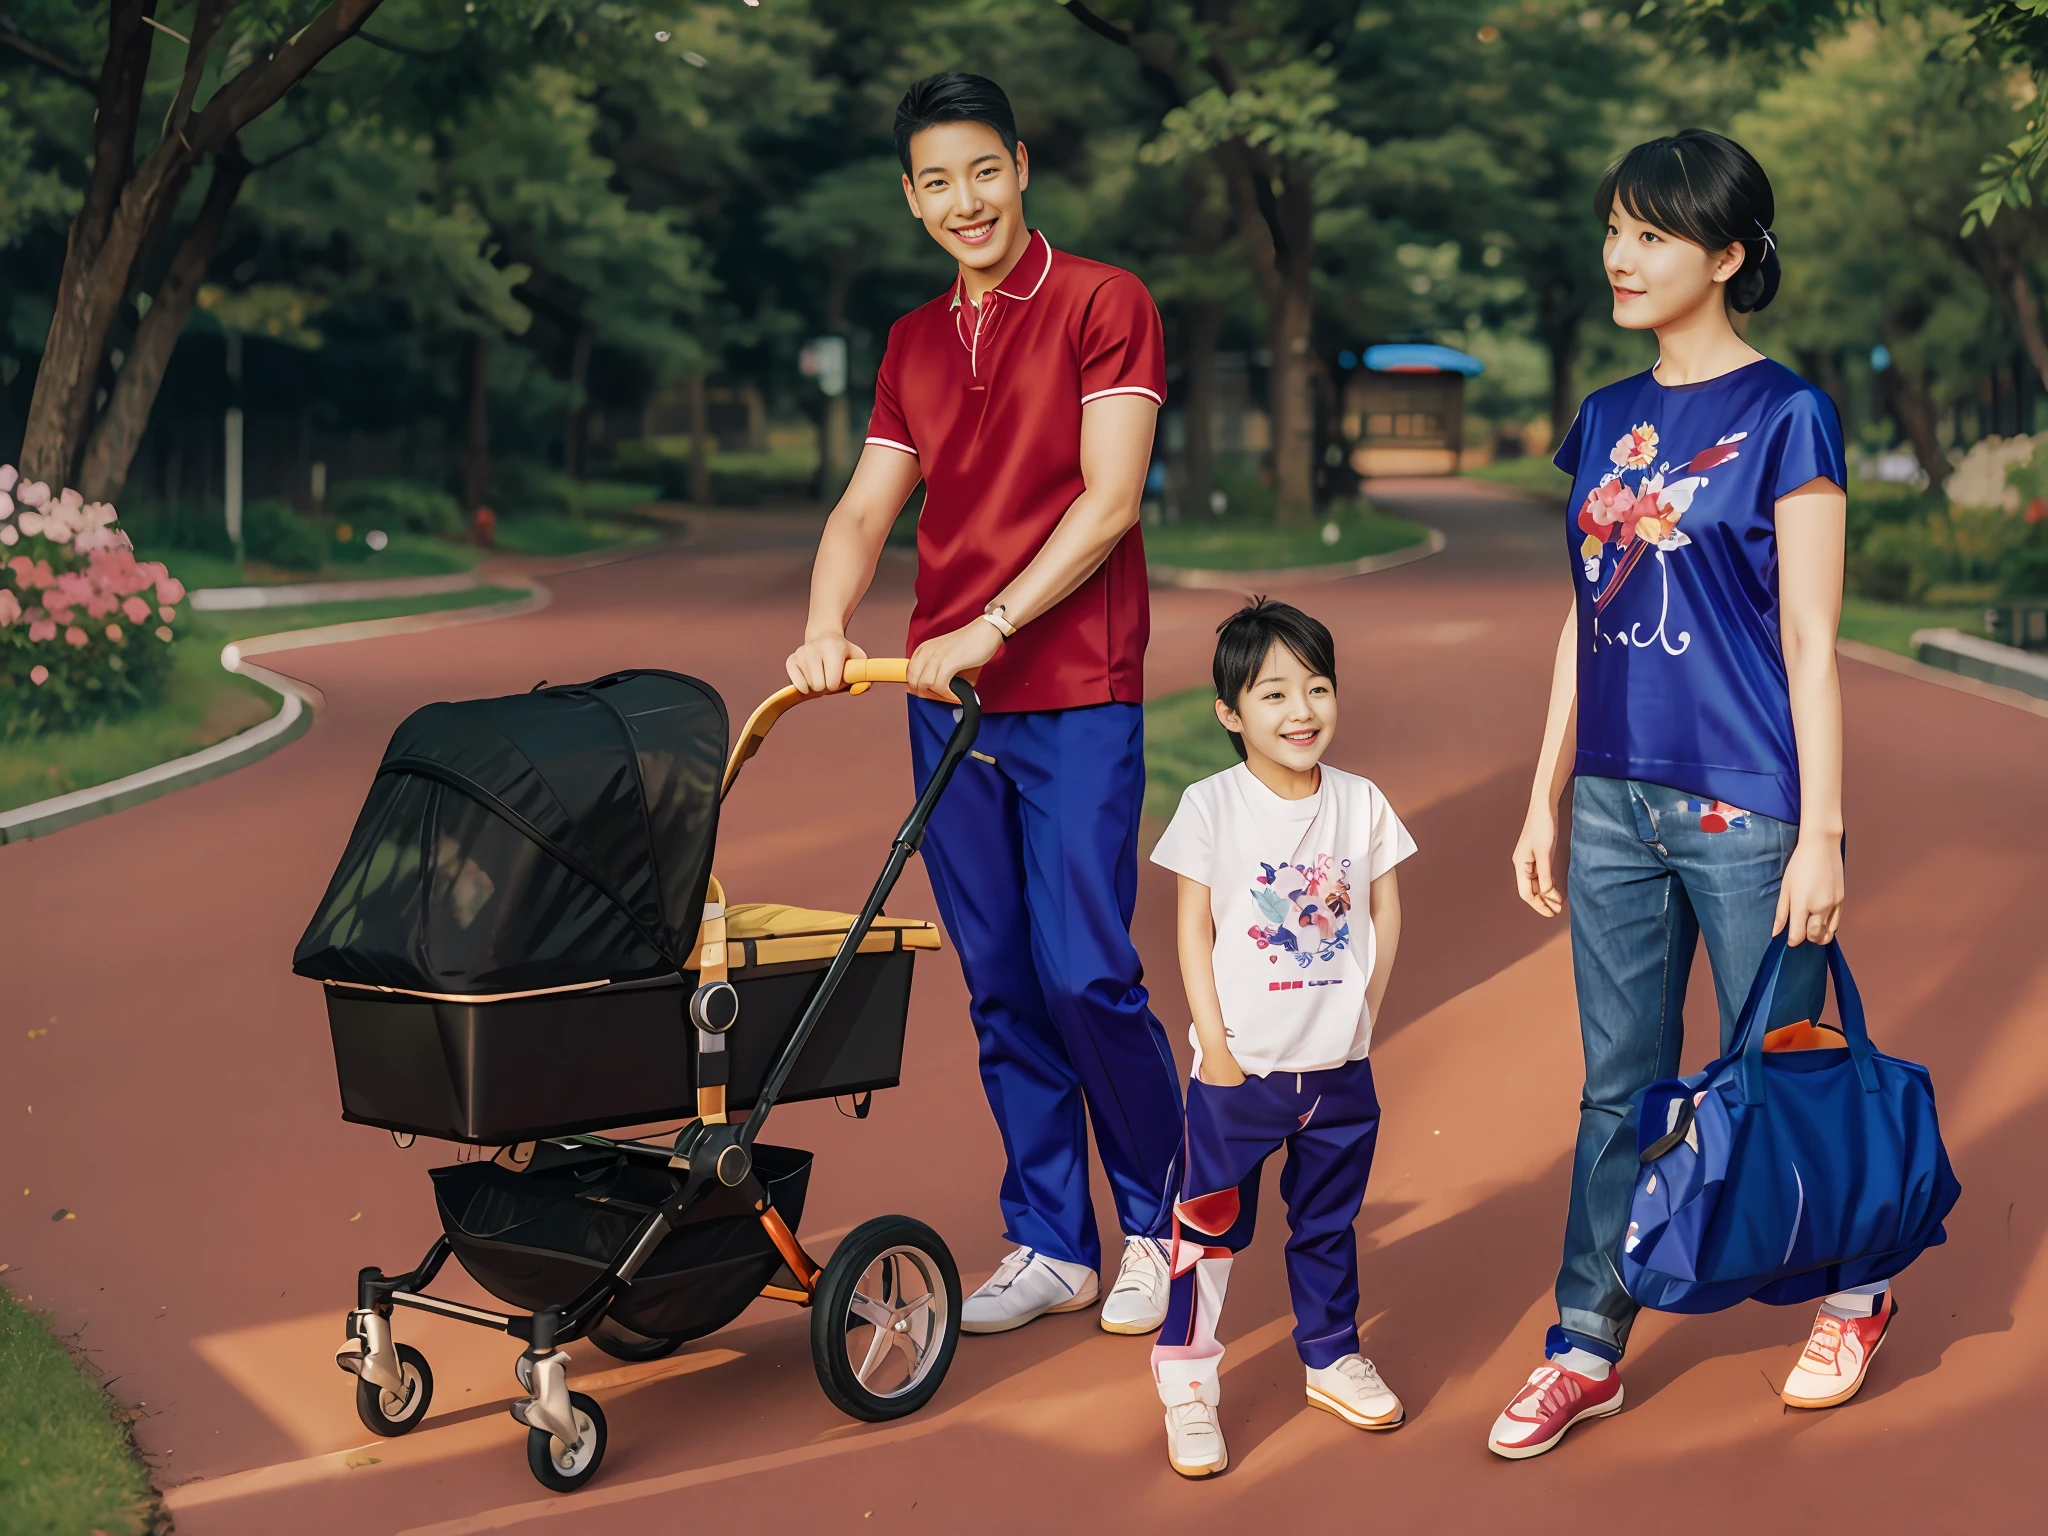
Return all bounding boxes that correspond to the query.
[1151,762,1416,1078]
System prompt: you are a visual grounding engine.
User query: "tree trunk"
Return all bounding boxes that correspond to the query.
[1267,173,1317,525]
[464,333,491,512]
[1538,284,1583,452]
[1879,362,1948,489]
[688,372,712,504]
[1179,299,1223,521]
[78,146,250,502]
[564,320,593,482]
[2008,267,2048,400]
[18,0,388,484]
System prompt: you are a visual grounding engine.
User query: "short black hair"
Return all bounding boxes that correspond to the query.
[1212,598,1337,761]
[894,72,1018,174]
[1595,128,1780,313]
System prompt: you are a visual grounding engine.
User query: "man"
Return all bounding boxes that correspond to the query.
[784,71,1182,1336]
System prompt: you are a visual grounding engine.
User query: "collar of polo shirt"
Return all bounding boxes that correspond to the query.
[950,230,1055,310]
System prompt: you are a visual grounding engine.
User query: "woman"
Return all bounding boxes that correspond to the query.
[1487,129,1886,1462]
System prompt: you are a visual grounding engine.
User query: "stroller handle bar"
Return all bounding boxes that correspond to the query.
[721,659,972,800]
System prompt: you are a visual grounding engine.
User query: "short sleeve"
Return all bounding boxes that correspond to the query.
[1150,783,1214,883]
[864,324,919,458]
[1553,405,1586,479]
[1365,788,1417,882]
[1079,273,1166,407]
[1766,387,1847,502]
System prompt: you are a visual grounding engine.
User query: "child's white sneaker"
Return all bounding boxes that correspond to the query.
[1099,1236,1170,1334]
[1305,1354,1404,1429]
[1164,1399,1228,1477]
[959,1246,1098,1334]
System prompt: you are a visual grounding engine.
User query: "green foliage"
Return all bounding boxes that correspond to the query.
[1143,684,1241,829]
[1145,501,1427,570]
[330,478,465,539]
[240,498,324,571]
[0,1289,158,1536]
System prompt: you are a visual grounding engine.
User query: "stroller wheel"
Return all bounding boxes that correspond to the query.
[589,1319,688,1363]
[355,1343,434,1437]
[810,1215,961,1422]
[525,1391,606,1493]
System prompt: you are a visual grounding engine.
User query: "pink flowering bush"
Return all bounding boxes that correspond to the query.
[1,464,186,739]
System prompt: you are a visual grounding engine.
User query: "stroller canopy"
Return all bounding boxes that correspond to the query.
[295,670,726,996]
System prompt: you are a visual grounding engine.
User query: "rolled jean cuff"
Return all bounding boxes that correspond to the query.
[1549,1320,1624,1364]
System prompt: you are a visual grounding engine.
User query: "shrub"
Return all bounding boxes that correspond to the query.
[329,477,465,539]
[2003,545,2048,597]
[242,499,325,572]
[0,465,187,740]
[115,496,238,557]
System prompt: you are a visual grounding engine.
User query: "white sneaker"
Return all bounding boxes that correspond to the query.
[1164,1399,1228,1477]
[1305,1354,1404,1430]
[959,1246,1098,1334]
[1099,1236,1170,1335]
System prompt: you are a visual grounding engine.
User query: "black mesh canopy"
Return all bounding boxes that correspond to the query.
[294,670,726,994]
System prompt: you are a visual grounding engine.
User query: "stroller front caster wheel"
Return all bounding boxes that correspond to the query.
[525,1391,606,1493]
[355,1343,434,1437]
[810,1215,961,1422]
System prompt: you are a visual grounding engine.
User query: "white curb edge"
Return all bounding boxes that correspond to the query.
[1150,526,1446,591]
[0,581,551,848]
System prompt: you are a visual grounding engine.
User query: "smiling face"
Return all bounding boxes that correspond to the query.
[1217,639,1337,781]
[901,120,1032,277]
[1603,201,1748,333]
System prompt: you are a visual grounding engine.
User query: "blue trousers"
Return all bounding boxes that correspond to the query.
[908,697,1185,1271]
[1155,1059,1381,1383]
[1557,775,1830,1359]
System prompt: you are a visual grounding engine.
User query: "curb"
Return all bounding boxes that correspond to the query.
[1150,526,1446,591]
[188,570,485,611]
[1837,638,2048,721]
[1907,627,2048,706]
[0,581,552,848]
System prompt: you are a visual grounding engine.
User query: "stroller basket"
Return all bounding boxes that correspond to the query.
[433,1142,812,1339]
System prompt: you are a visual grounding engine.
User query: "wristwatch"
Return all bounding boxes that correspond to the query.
[980,601,1017,640]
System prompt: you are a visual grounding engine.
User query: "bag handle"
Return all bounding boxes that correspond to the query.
[1723,934,1879,1106]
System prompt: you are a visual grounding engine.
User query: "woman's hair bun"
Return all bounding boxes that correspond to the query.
[1596,128,1780,314]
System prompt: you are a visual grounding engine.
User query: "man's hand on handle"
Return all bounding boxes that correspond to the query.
[906,617,1002,703]
[785,632,869,695]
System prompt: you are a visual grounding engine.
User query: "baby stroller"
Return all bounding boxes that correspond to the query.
[293,661,979,1493]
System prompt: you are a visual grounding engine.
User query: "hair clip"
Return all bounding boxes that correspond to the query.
[1754,219,1776,256]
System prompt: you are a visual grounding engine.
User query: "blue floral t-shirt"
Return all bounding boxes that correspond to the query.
[1554,358,1846,826]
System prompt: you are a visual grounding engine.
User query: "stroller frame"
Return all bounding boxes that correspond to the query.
[335,664,981,1489]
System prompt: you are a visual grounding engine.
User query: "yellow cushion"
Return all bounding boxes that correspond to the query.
[721,901,940,970]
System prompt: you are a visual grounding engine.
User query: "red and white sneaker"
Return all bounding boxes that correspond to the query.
[1782,1290,1895,1409]
[1487,1360,1624,1460]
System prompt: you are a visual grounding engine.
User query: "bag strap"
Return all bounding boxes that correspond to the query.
[1726,933,1880,1104]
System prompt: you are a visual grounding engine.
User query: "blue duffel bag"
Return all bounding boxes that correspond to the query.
[1621,935,1960,1313]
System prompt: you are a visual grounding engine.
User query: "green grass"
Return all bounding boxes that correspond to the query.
[152,532,481,590]
[0,587,528,814]
[1464,456,1571,501]
[490,516,659,558]
[0,1287,160,1536]
[1838,596,1987,659]
[1144,685,1240,827]
[1145,505,1428,571]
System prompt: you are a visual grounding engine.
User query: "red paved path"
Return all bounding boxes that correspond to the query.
[5,484,2044,1533]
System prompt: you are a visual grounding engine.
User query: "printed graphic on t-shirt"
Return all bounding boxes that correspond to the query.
[1247,853,1352,971]
[1575,420,1746,656]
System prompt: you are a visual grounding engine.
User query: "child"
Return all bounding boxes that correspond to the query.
[1147,598,1415,1478]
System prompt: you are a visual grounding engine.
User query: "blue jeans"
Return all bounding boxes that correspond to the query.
[908,698,1185,1271]
[1555,775,1829,1359]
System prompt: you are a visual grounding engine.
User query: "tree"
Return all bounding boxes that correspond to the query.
[9,0,390,487]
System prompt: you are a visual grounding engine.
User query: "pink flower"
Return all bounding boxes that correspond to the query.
[0,589,18,625]
[28,618,56,642]
[17,511,44,537]
[122,595,151,624]
[155,575,185,606]
[8,556,54,589]
[0,526,15,547]
[158,605,176,622]
[0,464,18,491]
[155,625,173,642]
[29,664,48,686]
[64,625,87,648]
[104,623,122,642]
[17,479,48,508]
[1608,423,1659,470]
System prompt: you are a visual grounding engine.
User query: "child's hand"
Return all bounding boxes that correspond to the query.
[1197,1053,1247,1088]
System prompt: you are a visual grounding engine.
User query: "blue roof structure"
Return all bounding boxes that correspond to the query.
[1363,343,1485,376]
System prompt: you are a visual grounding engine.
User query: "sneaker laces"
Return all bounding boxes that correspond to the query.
[1509,1365,1581,1422]
[1110,1238,1166,1300]
[1333,1355,1388,1392]
[1801,1313,1846,1369]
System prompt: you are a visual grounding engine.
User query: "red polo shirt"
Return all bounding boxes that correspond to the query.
[865,232,1164,713]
